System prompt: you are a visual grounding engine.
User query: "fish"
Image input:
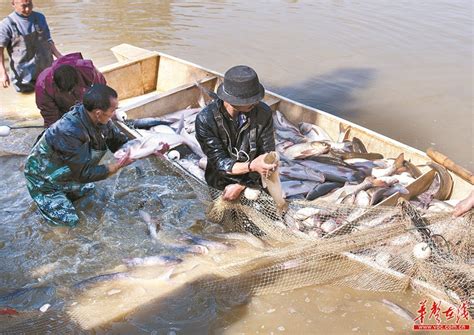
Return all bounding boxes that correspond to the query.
[215,232,268,249]
[369,184,409,205]
[175,158,205,181]
[123,255,183,268]
[282,141,330,160]
[149,114,206,158]
[273,111,307,143]
[337,123,351,143]
[279,165,325,183]
[354,190,371,206]
[338,152,384,160]
[150,124,176,134]
[139,210,159,240]
[0,286,56,310]
[262,152,288,213]
[179,234,230,250]
[276,140,295,153]
[293,207,325,220]
[327,141,354,154]
[380,299,416,323]
[371,153,405,178]
[114,136,169,160]
[318,177,375,203]
[299,159,365,183]
[281,180,320,198]
[403,160,422,178]
[126,118,173,129]
[73,272,130,291]
[172,244,209,255]
[344,158,387,174]
[299,122,333,142]
[305,182,343,201]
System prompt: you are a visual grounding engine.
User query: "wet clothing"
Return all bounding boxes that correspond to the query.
[35,53,106,127]
[195,99,275,190]
[0,11,53,92]
[24,104,128,227]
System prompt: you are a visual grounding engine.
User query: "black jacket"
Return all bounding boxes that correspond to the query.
[195,99,275,190]
[45,104,128,183]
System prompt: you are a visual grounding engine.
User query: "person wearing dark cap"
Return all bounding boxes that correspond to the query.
[35,52,106,127]
[195,65,277,202]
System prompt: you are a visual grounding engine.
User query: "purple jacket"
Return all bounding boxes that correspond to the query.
[35,53,106,127]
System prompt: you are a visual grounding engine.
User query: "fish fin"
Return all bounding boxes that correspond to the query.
[352,136,368,153]
[338,123,351,142]
[394,153,405,169]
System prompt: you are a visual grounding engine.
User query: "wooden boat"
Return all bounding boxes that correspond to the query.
[100,43,471,200]
[97,44,473,310]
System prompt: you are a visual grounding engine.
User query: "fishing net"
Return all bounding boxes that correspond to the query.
[1,125,472,333]
[169,157,473,305]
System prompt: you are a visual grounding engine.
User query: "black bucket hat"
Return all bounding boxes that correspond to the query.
[217,65,265,106]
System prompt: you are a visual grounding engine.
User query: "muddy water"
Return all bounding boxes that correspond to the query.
[0,1,472,334]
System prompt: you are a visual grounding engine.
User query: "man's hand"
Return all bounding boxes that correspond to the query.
[453,191,474,217]
[0,48,10,88]
[0,70,10,88]
[250,153,277,178]
[222,183,246,201]
[108,148,134,175]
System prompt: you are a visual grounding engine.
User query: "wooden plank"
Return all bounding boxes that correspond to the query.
[100,54,159,100]
[117,76,218,119]
[155,56,216,93]
[110,44,157,62]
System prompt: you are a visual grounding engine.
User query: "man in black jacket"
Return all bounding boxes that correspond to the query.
[24,84,133,227]
[195,65,277,201]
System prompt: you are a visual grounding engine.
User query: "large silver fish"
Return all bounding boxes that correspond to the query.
[298,159,365,183]
[214,232,268,249]
[298,122,333,142]
[281,180,320,198]
[273,111,307,143]
[179,234,231,251]
[282,141,330,160]
[123,255,183,268]
[371,153,404,178]
[279,164,325,183]
[149,117,205,158]
[176,158,205,181]
[262,152,288,213]
[114,136,169,160]
[73,272,130,291]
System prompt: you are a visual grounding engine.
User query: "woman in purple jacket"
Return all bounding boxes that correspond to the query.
[35,52,106,127]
